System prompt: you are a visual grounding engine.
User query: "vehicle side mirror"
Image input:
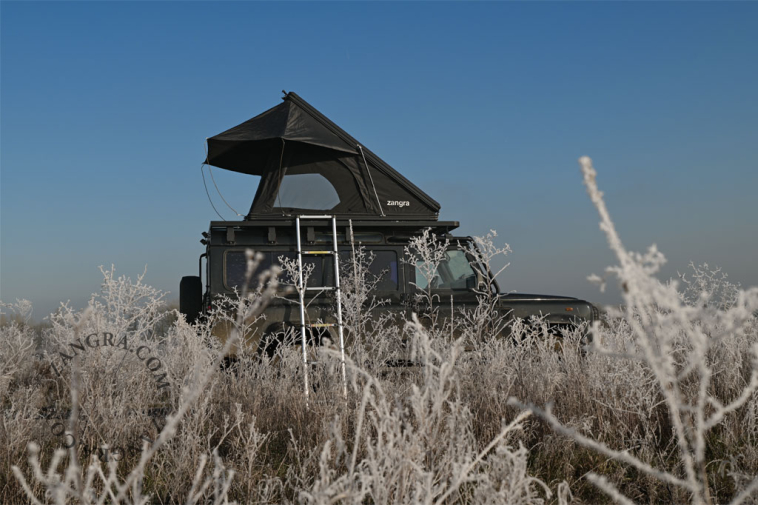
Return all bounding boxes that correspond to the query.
[466,273,480,291]
[465,271,486,291]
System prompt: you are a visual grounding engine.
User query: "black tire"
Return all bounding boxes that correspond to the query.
[257,324,323,359]
[257,324,288,359]
[180,276,202,324]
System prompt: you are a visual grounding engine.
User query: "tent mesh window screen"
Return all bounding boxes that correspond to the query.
[275,173,341,211]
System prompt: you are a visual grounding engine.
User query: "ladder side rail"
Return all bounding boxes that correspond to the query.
[332,217,348,398]
[295,217,309,399]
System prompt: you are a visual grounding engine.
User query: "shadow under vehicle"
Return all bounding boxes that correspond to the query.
[180,92,599,356]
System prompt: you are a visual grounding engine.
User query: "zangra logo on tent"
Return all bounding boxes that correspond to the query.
[387,200,410,208]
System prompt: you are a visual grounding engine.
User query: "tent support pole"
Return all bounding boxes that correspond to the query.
[358,144,385,217]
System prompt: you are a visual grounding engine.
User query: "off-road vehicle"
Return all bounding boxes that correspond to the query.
[180,92,599,355]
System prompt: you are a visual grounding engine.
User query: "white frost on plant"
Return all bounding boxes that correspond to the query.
[511,156,758,505]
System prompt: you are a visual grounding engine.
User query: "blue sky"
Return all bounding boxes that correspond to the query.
[2,2,757,319]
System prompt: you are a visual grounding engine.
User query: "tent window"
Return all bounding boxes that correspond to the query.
[275,173,340,210]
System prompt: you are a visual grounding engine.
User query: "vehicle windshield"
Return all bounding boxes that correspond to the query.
[414,249,477,290]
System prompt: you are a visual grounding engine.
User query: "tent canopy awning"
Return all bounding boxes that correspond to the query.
[206,99,358,174]
[204,92,440,220]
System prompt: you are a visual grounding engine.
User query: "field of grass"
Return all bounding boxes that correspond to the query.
[1,157,756,504]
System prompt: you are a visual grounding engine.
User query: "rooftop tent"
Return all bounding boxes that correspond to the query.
[204,92,441,220]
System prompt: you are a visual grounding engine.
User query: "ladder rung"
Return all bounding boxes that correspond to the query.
[301,250,335,255]
[307,323,337,328]
[305,286,335,291]
[299,215,333,219]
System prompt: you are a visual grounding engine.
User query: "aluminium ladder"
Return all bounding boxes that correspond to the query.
[295,215,347,400]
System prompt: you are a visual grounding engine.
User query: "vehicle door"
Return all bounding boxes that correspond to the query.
[406,247,480,337]
[321,246,405,338]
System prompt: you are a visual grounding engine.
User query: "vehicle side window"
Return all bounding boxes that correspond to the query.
[339,250,399,291]
[275,252,324,288]
[414,249,476,290]
[370,251,398,290]
[224,251,273,291]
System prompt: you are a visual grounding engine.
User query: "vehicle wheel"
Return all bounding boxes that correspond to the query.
[257,324,289,359]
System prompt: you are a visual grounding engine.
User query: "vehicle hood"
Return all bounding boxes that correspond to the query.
[498,292,579,302]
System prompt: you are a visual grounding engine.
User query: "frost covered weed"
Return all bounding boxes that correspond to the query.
[404,228,450,327]
[1,266,552,504]
[0,300,37,400]
[510,157,758,504]
[337,230,406,367]
[2,158,757,504]
[298,317,552,505]
[457,230,513,344]
[3,254,280,504]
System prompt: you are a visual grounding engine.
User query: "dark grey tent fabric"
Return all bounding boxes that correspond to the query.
[204,92,440,219]
[206,100,357,175]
